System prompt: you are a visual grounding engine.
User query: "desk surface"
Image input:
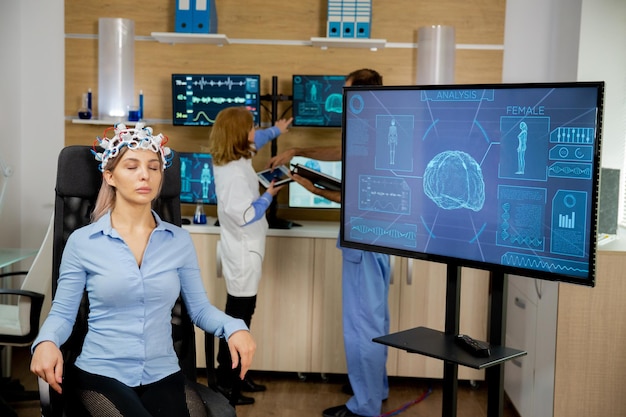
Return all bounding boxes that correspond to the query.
[184,219,340,239]
[0,248,37,269]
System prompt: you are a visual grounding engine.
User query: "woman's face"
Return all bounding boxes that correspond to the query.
[247,125,256,144]
[104,148,163,206]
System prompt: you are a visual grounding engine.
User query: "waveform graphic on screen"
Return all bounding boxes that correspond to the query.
[341,82,604,286]
[192,76,247,90]
[358,175,410,214]
[349,217,418,248]
[172,74,261,126]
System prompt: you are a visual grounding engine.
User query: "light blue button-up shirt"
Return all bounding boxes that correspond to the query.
[33,211,247,387]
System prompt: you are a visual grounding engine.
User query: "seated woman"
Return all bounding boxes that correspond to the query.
[30,123,256,417]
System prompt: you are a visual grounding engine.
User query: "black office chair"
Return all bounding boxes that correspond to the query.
[39,145,235,417]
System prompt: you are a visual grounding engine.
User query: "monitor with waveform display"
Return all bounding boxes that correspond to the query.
[292,75,345,127]
[340,82,604,286]
[178,151,217,205]
[172,74,261,126]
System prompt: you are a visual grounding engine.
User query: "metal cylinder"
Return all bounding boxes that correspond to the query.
[98,18,135,120]
[416,25,456,85]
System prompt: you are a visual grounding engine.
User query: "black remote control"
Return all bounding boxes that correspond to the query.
[455,334,491,357]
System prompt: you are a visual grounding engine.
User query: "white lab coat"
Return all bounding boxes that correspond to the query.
[213,157,268,296]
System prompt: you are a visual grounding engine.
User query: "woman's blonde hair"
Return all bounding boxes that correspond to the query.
[207,106,255,166]
[90,146,164,222]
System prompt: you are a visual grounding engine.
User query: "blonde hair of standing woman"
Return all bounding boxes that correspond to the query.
[207,107,255,166]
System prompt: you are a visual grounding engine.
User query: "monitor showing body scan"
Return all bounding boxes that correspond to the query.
[292,75,345,127]
[178,152,217,205]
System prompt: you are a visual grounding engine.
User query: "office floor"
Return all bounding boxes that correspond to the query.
[9,346,520,417]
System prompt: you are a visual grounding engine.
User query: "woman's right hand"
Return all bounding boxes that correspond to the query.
[31,341,64,394]
[266,180,285,197]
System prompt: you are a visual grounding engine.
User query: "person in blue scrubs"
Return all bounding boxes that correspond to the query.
[269,69,391,417]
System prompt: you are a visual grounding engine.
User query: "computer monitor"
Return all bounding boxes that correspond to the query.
[172,74,261,126]
[288,156,341,209]
[178,152,217,205]
[340,81,604,286]
[292,75,345,127]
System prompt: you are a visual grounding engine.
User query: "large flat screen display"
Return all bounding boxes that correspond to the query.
[292,75,345,127]
[172,74,261,126]
[178,152,217,205]
[340,82,604,286]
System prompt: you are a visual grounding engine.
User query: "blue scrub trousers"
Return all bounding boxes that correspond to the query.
[341,245,391,416]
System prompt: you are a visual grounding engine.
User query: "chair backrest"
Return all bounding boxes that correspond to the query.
[52,145,196,376]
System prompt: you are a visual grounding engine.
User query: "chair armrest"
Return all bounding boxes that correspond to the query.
[0,289,45,345]
[38,375,65,417]
[0,271,28,280]
[38,377,53,416]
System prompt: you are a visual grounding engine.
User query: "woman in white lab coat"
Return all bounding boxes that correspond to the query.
[207,107,291,405]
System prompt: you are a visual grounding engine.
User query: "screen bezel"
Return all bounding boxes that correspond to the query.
[171,74,261,127]
[291,74,346,127]
[339,81,604,287]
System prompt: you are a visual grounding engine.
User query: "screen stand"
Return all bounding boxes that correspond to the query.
[263,75,297,229]
[442,266,512,417]
[267,199,294,229]
[373,265,523,417]
[486,270,507,417]
[442,263,461,416]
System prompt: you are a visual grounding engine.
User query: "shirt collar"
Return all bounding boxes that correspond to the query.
[89,210,175,238]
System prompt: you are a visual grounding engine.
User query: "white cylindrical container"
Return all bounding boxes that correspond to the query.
[98,18,135,120]
[416,25,456,85]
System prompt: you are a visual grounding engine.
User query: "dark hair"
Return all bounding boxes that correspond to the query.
[346,68,383,86]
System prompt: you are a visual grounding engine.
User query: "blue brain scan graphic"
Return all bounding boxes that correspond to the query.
[325,93,343,114]
[423,150,485,212]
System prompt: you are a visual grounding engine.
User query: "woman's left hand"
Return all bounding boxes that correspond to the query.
[274,117,293,135]
[227,330,257,379]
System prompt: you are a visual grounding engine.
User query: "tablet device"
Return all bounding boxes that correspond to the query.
[257,165,293,188]
[291,163,342,191]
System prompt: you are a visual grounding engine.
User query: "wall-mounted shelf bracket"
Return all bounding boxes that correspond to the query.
[151,32,229,46]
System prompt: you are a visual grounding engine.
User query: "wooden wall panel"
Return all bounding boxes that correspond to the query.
[554,251,626,417]
[64,0,504,220]
[66,1,505,42]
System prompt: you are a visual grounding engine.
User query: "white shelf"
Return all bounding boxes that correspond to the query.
[310,36,386,51]
[151,32,230,46]
[70,32,501,51]
[71,118,124,126]
[69,118,172,126]
[149,32,386,50]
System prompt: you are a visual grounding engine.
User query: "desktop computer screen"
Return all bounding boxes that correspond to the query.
[172,74,261,126]
[292,75,345,127]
